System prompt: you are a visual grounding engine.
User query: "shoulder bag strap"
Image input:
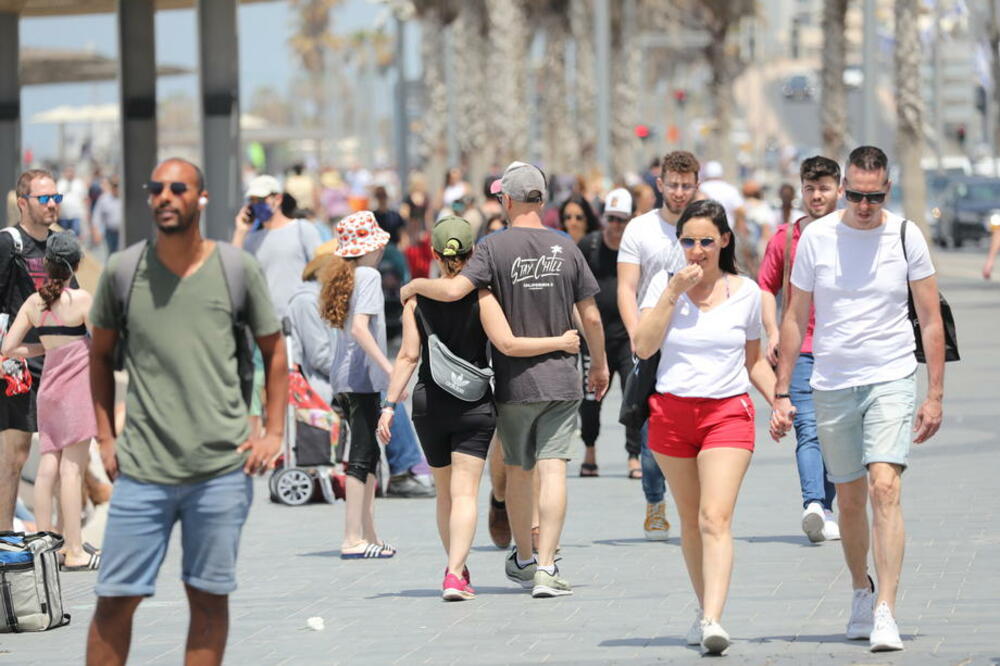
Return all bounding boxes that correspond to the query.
[781,221,795,312]
[900,218,909,264]
[413,301,434,337]
[216,242,248,325]
[112,240,148,333]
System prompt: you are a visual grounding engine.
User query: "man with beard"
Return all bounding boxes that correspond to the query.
[758,156,841,543]
[617,150,699,541]
[0,169,62,530]
[87,158,287,665]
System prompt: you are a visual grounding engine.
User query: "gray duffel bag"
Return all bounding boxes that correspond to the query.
[0,532,70,632]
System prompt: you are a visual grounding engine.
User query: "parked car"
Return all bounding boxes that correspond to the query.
[935,176,1000,247]
[782,74,815,101]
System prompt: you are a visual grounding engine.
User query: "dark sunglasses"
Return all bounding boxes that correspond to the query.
[606,216,629,224]
[679,237,717,249]
[22,194,63,204]
[145,181,189,196]
[562,213,585,221]
[844,189,886,204]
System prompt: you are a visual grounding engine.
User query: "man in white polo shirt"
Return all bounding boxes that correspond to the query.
[771,146,945,652]
[617,150,696,541]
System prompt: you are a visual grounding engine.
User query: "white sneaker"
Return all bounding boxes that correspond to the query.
[870,602,903,651]
[685,608,703,645]
[822,510,841,541]
[700,619,731,655]
[801,501,826,543]
[846,576,875,640]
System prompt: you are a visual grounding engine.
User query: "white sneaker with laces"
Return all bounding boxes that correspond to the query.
[700,618,731,655]
[685,608,703,645]
[846,576,875,640]
[801,501,825,543]
[822,509,841,540]
[870,602,903,651]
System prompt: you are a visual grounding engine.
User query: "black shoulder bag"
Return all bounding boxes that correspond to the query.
[901,220,959,363]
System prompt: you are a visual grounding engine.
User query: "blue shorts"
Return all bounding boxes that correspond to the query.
[96,468,253,597]
[813,372,917,484]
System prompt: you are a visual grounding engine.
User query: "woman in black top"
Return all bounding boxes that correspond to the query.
[377,216,578,602]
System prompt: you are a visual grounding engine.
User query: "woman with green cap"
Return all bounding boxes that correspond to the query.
[376,216,579,601]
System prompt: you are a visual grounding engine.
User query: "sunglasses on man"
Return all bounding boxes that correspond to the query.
[145,181,190,196]
[21,194,63,204]
[843,189,887,204]
[678,237,717,249]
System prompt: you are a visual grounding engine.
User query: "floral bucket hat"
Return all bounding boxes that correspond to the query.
[334,210,390,258]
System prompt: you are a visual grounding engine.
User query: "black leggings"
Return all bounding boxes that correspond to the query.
[580,336,641,457]
[345,392,381,482]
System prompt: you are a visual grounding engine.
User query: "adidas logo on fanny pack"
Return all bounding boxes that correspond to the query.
[446,371,471,392]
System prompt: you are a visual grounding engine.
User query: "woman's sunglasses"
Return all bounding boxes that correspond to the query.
[22,194,63,204]
[145,181,190,196]
[679,237,717,249]
[843,189,886,204]
[562,213,585,221]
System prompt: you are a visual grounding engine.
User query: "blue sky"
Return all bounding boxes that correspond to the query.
[20,0,404,160]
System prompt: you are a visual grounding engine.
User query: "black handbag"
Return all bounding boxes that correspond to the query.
[901,220,959,363]
[618,351,660,431]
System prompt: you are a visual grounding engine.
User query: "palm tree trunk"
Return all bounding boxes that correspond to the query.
[895,0,928,235]
[571,0,597,170]
[487,0,529,166]
[821,0,849,161]
[612,0,640,179]
[455,1,490,188]
[418,8,448,195]
[705,22,737,179]
[541,4,573,175]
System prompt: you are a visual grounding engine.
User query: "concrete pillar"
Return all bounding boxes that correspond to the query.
[0,12,20,228]
[117,0,158,244]
[198,0,240,241]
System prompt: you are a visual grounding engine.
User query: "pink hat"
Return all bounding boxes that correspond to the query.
[334,210,390,258]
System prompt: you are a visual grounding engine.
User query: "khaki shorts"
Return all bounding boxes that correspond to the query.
[496,400,580,470]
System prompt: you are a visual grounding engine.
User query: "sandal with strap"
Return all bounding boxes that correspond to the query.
[341,542,396,560]
[579,463,599,477]
[61,551,101,572]
[627,468,643,480]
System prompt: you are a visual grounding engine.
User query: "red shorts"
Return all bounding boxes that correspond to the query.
[647,392,756,458]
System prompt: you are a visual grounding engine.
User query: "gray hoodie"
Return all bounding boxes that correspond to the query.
[286,280,339,405]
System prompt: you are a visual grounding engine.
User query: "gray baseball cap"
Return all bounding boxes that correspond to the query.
[45,231,81,267]
[499,161,547,203]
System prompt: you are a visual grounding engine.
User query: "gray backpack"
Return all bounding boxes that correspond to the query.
[415,305,493,402]
[110,240,255,405]
[0,532,70,632]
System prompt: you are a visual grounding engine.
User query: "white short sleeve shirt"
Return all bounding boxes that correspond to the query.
[617,209,686,304]
[641,273,762,398]
[791,210,935,391]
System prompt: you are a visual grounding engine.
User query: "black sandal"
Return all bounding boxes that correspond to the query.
[579,463,599,477]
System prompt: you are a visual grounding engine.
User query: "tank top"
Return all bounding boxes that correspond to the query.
[414,293,491,409]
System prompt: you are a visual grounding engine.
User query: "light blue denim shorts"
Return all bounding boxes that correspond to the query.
[96,468,253,597]
[812,372,917,484]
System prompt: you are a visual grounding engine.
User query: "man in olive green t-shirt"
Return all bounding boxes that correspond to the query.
[85,158,287,666]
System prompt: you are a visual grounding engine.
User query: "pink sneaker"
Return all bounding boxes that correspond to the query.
[442,572,475,601]
[443,566,471,584]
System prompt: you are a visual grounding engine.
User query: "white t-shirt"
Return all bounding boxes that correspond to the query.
[617,209,686,304]
[791,210,935,391]
[641,272,762,398]
[699,179,745,228]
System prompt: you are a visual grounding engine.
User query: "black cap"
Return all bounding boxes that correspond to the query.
[45,231,81,267]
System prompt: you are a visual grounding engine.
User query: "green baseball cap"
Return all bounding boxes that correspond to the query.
[431,215,474,257]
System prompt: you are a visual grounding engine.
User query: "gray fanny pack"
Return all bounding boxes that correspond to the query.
[416,305,493,402]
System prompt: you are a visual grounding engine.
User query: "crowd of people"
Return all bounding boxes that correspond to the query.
[0,141,948,662]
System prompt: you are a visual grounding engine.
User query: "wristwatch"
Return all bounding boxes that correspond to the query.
[774,393,791,400]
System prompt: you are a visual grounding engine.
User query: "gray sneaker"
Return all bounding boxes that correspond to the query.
[504,549,536,589]
[531,567,573,598]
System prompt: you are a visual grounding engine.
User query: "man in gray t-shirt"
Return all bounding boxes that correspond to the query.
[402,161,609,599]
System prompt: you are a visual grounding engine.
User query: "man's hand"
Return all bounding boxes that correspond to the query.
[559,330,581,354]
[234,204,253,230]
[766,332,780,366]
[913,397,942,444]
[984,258,995,280]
[98,436,119,481]
[237,432,282,475]
[769,397,796,442]
[400,282,416,303]
[587,360,610,401]
[376,409,394,446]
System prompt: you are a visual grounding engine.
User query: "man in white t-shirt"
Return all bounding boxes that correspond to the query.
[771,146,945,653]
[617,150,695,541]
[698,161,747,257]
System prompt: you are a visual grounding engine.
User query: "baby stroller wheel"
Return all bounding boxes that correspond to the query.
[273,468,314,506]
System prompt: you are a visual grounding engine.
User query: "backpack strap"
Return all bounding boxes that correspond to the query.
[216,242,248,324]
[111,240,148,335]
[1,227,23,255]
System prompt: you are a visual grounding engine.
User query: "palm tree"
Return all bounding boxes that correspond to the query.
[570,0,597,170]
[895,0,928,234]
[288,0,344,162]
[487,0,530,166]
[611,0,641,180]
[821,0,849,161]
[536,0,574,175]
[454,1,491,188]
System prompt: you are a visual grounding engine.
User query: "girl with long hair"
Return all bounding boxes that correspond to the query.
[321,211,397,559]
[634,200,776,654]
[376,216,579,600]
[557,194,600,243]
[2,232,99,571]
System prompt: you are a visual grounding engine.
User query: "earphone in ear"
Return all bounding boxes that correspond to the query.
[198,196,208,206]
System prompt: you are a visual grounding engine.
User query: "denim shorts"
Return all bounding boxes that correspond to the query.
[813,372,917,484]
[96,468,253,597]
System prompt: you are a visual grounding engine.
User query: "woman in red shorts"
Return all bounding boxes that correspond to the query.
[635,199,776,655]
